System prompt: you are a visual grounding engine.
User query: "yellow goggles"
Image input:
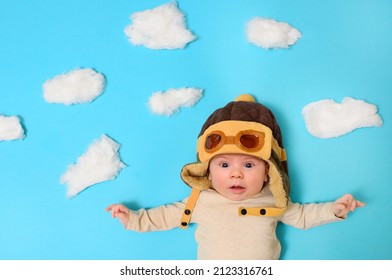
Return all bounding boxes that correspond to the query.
[197,120,281,162]
[205,130,265,153]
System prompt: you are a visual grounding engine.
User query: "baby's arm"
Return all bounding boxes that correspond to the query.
[106,201,187,232]
[106,204,130,228]
[332,194,365,219]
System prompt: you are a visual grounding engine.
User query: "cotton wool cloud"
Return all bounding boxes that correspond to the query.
[60,134,125,198]
[0,115,24,141]
[302,97,383,138]
[43,68,106,105]
[246,17,302,49]
[148,87,203,116]
[124,2,196,50]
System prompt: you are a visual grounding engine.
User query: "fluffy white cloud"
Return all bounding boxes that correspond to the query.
[43,68,105,105]
[60,134,125,198]
[148,87,203,116]
[246,17,301,49]
[0,115,24,141]
[302,97,383,138]
[124,2,196,50]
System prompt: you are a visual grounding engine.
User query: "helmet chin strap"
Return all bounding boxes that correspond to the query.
[180,188,201,229]
[179,188,287,229]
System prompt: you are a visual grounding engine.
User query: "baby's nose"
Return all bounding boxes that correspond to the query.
[231,170,244,179]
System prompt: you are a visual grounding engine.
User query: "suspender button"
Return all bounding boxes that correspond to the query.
[240,209,247,215]
[260,209,266,215]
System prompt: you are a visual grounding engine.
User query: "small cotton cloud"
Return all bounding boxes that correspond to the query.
[246,17,302,49]
[148,87,203,116]
[60,134,126,198]
[43,68,106,105]
[0,115,24,141]
[124,2,196,50]
[302,97,383,138]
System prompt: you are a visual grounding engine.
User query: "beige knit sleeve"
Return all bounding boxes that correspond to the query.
[126,200,186,232]
[280,201,342,230]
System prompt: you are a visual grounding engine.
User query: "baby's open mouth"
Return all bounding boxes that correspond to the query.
[229,185,246,193]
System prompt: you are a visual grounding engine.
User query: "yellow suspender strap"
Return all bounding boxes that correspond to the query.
[238,207,286,217]
[179,188,201,229]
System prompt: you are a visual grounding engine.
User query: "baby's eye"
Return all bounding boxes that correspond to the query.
[219,162,229,168]
[244,162,254,168]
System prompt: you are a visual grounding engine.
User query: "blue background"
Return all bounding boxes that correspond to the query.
[0,0,391,260]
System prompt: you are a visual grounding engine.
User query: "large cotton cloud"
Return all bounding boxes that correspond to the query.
[124,2,196,50]
[148,87,203,116]
[60,134,125,198]
[302,97,383,138]
[43,68,106,105]
[0,115,24,141]
[246,17,302,49]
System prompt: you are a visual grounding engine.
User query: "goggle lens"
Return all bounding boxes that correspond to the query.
[205,133,222,150]
[239,134,259,149]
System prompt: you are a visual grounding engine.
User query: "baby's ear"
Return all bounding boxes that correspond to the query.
[265,164,270,181]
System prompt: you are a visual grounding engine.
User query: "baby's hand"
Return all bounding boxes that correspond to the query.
[106,204,130,228]
[333,194,365,219]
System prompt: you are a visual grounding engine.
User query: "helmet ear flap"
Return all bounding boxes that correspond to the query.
[180,162,211,190]
[266,152,290,208]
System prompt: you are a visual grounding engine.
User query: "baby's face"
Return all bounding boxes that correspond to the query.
[208,154,269,201]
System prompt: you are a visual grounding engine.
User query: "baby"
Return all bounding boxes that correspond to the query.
[106,94,364,259]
